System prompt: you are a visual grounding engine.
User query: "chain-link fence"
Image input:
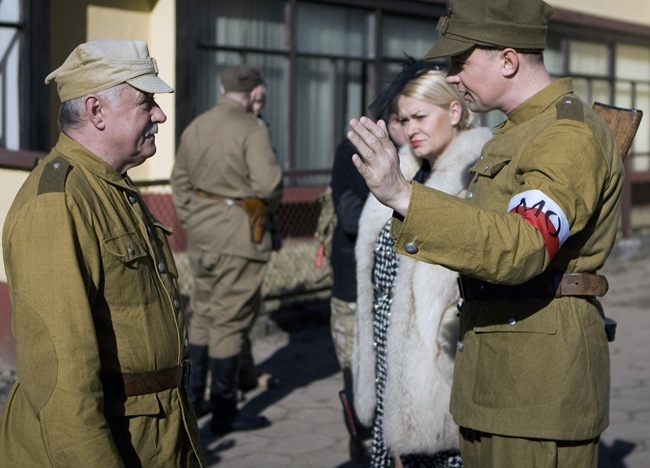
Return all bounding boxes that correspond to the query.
[138,177,333,314]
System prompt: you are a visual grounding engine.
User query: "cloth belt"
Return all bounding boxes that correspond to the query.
[102,359,191,398]
[194,189,244,208]
[458,272,609,301]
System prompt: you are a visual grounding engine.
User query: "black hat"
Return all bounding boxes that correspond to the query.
[425,0,555,60]
[368,55,440,121]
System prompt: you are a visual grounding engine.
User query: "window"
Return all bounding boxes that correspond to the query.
[382,14,438,60]
[0,0,21,150]
[182,0,441,185]
[182,1,650,181]
[616,44,650,171]
[294,3,370,173]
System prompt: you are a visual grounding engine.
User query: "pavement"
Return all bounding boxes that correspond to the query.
[1,233,649,467]
[197,233,650,468]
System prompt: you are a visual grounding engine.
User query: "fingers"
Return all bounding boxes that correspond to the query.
[349,117,386,150]
[348,117,396,164]
[351,153,368,174]
[347,120,371,159]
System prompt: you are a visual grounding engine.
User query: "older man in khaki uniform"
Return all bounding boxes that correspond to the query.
[348,1,623,466]
[0,40,205,467]
[171,65,282,435]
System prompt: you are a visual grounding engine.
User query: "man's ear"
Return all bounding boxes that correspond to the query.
[500,48,519,78]
[84,95,106,130]
[449,101,462,126]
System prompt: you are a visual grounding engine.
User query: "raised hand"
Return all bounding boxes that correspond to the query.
[348,117,412,215]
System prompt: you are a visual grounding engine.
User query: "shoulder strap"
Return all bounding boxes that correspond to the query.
[38,156,71,195]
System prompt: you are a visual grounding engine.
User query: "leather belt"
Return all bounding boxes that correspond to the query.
[102,359,191,398]
[458,272,609,301]
[194,189,268,243]
[194,189,244,208]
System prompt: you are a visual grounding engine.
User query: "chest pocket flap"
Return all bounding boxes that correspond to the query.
[105,232,148,263]
[152,219,174,236]
[470,156,511,178]
[103,232,158,306]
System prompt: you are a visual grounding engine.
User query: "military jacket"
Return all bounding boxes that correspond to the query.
[392,79,623,440]
[0,134,205,467]
[171,97,283,261]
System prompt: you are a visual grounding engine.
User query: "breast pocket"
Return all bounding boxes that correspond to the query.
[470,157,511,179]
[103,232,158,306]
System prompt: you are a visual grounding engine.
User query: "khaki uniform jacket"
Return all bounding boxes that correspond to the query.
[391,79,623,440]
[0,134,205,467]
[171,97,283,262]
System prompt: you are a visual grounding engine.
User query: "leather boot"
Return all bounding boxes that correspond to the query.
[238,338,280,397]
[209,356,271,436]
[238,338,260,394]
[188,344,209,417]
[340,367,370,463]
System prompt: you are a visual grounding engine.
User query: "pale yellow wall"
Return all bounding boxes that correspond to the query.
[0,170,30,282]
[142,0,177,183]
[86,0,176,182]
[548,0,650,27]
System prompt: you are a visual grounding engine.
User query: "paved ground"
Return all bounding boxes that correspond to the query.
[196,235,650,468]
[595,241,650,468]
[1,234,649,467]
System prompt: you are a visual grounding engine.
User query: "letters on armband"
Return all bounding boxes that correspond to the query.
[507,190,570,259]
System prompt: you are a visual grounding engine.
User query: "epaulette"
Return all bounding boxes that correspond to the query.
[38,155,71,195]
[556,96,585,122]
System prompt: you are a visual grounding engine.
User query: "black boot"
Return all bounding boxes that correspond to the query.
[238,338,260,394]
[238,338,280,396]
[188,344,209,417]
[209,356,271,436]
[340,367,370,463]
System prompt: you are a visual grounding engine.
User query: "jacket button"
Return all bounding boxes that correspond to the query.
[158,261,166,273]
[466,191,473,200]
[456,341,464,352]
[404,242,418,254]
[508,317,517,326]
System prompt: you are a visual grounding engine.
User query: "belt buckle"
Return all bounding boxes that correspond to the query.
[179,359,191,388]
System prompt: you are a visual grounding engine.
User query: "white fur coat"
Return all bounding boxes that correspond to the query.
[352,127,492,455]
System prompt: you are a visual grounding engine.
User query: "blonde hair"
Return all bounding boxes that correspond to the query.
[398,70,474,130]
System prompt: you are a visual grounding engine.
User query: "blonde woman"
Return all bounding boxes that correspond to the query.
[353,69,492,467]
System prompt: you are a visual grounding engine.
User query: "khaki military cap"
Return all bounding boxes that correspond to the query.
[425,0,555,60]
[219,65,264,92]
[45,40,174,102]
